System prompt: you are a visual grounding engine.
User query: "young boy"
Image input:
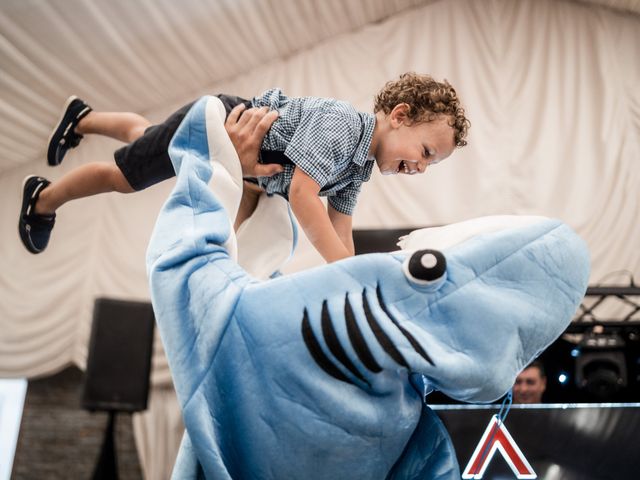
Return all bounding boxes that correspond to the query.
[19,73,470,262]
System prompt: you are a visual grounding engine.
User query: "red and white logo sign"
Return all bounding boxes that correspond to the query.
[462,414,536,479]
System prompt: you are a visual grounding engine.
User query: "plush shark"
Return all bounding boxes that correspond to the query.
[146,96,590,479]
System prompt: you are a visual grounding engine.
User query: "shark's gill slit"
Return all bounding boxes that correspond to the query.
[362,289,409,368]
[375,285,435,366]
[344,294,382,373]
[321,301,370,386]
[302,308,355,385]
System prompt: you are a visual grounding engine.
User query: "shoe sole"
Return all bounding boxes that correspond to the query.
[18,175,46,254]
[47,95,79,166]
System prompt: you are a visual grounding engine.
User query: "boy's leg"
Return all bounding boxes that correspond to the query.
[234,180,263,231]
[23,99,189,253]
[35,163,134,215]
[76,111,151,144]
[19,103,147,253]
[48,95,151,166]
[18,163,134,254]
[38,106,151,214]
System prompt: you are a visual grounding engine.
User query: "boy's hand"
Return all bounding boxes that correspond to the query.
[225,104,283,178]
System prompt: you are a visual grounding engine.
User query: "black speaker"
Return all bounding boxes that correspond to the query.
[353,228,418,255]
[82,298,155,412]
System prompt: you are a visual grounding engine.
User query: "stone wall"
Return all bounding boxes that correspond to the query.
[12,366,142,479]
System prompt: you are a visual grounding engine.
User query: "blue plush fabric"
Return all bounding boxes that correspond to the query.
[146,97,590,480]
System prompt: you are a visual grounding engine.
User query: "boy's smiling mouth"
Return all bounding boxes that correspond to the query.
[379,160,418,176]
[397,160,417,175]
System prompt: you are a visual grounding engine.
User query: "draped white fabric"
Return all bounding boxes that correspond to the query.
[0,0,435,171]
[1,0,639,478]
[132,385,183,480]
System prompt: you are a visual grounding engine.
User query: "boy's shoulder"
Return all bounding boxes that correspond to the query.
[253,88,364,118]
[254,88,373,149]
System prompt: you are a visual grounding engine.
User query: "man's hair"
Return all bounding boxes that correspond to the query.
[374,72,470,148]
[527,359,546,378]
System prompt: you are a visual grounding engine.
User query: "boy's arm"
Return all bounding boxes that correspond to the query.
[328,205,354,256]
[289,168,352,263]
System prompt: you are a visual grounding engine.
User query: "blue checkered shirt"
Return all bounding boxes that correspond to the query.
[251,89,376,215]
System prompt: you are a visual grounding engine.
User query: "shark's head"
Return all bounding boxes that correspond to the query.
[350,215,590,401]
[252,215,590,404]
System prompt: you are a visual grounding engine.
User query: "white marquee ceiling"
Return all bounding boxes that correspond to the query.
[0,0,638,175]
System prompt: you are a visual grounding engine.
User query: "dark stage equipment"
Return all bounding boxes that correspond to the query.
[353,228,417,255]
[82,298,155,480]
[433,403,640,479]
[544,285,640,403]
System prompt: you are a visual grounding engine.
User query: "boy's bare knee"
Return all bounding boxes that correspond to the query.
[105,164,134,193]
[128,120,151,142]
[126,114,151,143]
[113,174,134,193]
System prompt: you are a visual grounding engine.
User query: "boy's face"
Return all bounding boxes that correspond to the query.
[374,106,456,176]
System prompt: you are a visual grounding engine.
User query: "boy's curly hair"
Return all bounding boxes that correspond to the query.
[374,72,470,147]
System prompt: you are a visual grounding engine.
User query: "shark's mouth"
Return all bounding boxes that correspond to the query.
[301,285,435,387]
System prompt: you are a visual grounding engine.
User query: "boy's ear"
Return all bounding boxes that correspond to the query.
[390,103,411,127]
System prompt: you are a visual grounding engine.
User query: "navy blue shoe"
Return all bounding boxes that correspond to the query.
[18,176,56,254]
[47,96,92,166]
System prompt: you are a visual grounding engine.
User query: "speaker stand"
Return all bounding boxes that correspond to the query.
[92,410,119,480]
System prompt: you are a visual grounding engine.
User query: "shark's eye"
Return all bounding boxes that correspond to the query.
[403,249,447,287]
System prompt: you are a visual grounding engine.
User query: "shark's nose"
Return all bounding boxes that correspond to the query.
[404,249,447,286]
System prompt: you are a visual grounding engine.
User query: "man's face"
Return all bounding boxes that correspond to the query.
[513,367,547,404]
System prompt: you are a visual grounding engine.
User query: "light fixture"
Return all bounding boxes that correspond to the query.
[575,331,627,401]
